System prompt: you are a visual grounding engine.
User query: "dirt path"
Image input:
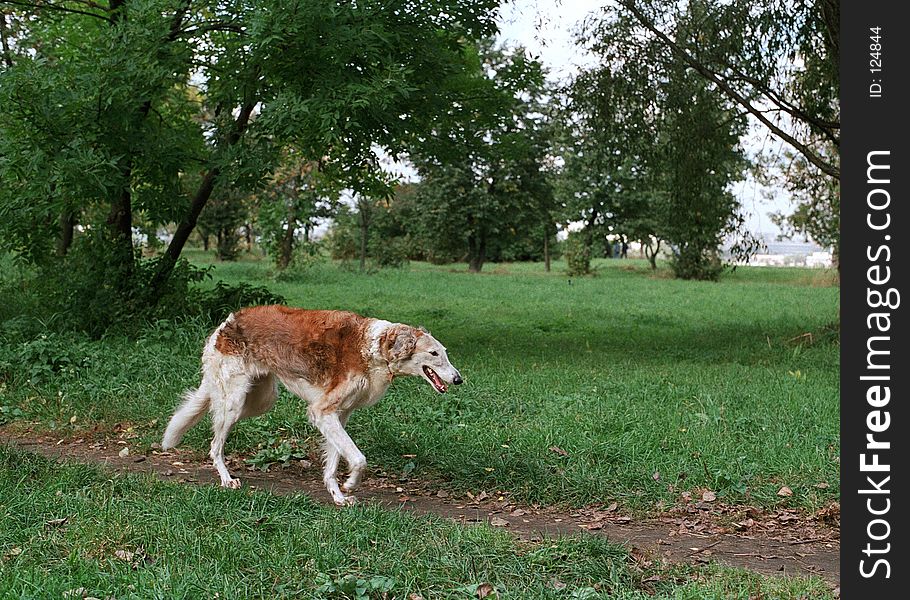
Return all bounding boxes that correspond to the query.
[1,431,839,586]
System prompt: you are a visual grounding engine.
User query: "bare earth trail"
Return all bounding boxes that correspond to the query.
[1,431,840,586]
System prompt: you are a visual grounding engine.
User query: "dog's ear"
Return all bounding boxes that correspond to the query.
[383,326,417,364]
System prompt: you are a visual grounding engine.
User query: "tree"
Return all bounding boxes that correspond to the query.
[566,0,751,280]
[197,188,250,261]
[256,153,338,270]
[609,0,838,179]
[769,140,839,266]
[409,42,553,273]
[0,0,502,324]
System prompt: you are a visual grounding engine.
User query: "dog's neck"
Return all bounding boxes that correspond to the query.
[366,319,397,380]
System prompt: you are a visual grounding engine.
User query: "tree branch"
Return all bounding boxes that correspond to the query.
[0,0,112,23]
[619,0,839,179]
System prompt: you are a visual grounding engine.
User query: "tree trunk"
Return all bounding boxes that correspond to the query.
[244,223,253,252]
[202,234,210,251]
[359,207,369,272]
[56,209,75,257]
[277,221,295,269]
[0,10,13,68]
[645,238,661,270]
[585,207,599,257]
[468,228,486,273]
[148,102,256,297]
[106,180,135,282]
[543,226,551,272]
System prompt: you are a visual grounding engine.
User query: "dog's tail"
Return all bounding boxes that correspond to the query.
[161,387,210,450]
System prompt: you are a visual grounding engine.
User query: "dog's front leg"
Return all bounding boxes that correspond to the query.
[314,412,365,506]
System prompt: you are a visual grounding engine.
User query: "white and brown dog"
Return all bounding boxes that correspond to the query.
[161,305,462,505]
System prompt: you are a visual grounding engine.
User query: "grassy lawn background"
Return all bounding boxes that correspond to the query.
[0,253,839,511]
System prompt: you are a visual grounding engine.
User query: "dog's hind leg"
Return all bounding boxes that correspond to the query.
[208,366,252,489]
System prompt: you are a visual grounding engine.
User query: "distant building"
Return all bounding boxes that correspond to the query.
[725,234,834,268]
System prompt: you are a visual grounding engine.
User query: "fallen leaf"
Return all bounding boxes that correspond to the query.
[614,516,632,523]
[652,471,660,481]
[476,583,496,599]
[778,486,793,497]
[118,447,129,458]
[45,517,69,528]
[62,588,85,598]
[548,445,569,457]
[549,578,567,590]
[114,549,134,562]
[814,482,829,489]
[408,594,425,600]
[3,547,22,560]
[510,508,526,517]
[475,491,489,502]
[701,490,716,502]
[605,502,618,512]
[489,517,509,527]
[436,490,449,498]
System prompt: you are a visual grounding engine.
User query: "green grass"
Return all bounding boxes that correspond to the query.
[0,252,839,511]
[0,445,835,599]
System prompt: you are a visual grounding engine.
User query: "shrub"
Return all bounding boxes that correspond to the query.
[563,232,591,276]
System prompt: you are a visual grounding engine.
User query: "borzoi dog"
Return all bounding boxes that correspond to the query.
[161,305,462,505]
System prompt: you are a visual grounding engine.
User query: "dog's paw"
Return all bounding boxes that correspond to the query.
[333,494,358,507]
[221,478,242,489]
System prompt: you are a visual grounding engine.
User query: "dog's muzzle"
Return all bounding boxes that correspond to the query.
[452,373,463,385]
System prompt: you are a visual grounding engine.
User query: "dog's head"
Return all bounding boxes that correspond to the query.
[382,325,462,393]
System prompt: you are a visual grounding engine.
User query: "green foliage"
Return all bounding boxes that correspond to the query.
[197,189,252,261]
[190,281,286,325]
[0,332,91,384]
[567,1,752,281]
[409,41,556,272]
[769,142,840,264]
[245,439,309,472]
[563,233,592,277]
[315,574,396,600]
[0,0,503,327]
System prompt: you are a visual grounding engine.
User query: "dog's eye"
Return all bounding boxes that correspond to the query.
[430,351,439,356]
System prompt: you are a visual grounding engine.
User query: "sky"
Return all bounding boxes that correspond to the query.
[495,0,795,241]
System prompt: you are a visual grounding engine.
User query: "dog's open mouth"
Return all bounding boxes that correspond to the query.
[422,366,448,393]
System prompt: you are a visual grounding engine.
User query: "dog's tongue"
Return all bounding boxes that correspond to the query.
[424,367,447,393]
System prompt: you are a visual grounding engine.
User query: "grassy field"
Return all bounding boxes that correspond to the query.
[0,445,835,599]
[0,253,839,597]
[1,253,839,511]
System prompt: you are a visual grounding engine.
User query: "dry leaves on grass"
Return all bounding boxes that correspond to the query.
[548,446,569,457]
[489,517,509,527]
[475,583,497,599]
[777,486,793,497]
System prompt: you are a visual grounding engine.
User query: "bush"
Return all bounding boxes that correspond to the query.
[670,245,724,281]
[370,235,410,268]
[190,281,286,324]
[563,232,591,276]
